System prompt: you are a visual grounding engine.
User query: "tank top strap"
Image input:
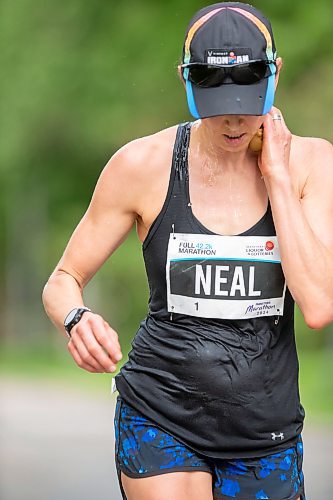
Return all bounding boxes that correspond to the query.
[142,122,191,249]
[174,121,191,182]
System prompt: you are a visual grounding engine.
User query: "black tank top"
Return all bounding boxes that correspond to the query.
[115,122,304,459]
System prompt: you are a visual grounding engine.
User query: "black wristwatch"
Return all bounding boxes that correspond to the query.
[64,307,91,337]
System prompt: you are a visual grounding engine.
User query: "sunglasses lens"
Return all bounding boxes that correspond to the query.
[188,66,224,87]
[231,62,268,84]
[185,61,272,87]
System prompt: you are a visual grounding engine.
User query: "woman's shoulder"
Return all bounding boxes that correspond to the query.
[111,124,180,173]
[94,124,180,208]
[290,134,333,195]
[291,134,333,172]
[291,134,333,163]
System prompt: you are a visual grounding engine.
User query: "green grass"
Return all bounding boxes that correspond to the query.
[1,342,332,423]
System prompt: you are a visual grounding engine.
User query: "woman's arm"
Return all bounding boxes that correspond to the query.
[260,108,333,329]
[42,142,144,373]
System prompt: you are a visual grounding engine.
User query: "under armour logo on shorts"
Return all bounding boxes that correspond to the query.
[271,432,284,441]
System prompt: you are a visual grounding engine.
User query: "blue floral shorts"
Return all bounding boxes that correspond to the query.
[114,397,305,500]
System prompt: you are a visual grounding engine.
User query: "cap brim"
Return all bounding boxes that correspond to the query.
[186,73,275,118]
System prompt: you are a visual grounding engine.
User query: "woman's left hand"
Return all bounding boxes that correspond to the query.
[259,106,292,180]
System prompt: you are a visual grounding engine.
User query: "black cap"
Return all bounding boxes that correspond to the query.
[182,2,277,118]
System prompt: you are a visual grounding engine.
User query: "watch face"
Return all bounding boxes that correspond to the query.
[65,308,79,326]
[64,307,90,333]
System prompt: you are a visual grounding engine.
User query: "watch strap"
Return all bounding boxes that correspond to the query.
[64,307,91,337]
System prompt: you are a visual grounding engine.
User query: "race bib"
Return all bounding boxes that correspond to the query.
[166,233,286,320]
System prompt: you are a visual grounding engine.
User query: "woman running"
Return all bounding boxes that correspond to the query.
[43,3,333,499]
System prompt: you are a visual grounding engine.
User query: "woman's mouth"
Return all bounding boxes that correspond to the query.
[223,133,247,145]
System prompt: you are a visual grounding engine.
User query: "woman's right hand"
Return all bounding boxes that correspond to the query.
[67,312,123,373]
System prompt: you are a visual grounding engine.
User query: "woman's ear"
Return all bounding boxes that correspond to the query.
[274,57,283,90]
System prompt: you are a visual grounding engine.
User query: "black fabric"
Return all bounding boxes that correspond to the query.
[115,122,304,459]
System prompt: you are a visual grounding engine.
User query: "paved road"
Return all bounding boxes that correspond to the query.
[1,377,332,500]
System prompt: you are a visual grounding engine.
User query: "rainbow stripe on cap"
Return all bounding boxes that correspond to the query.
[230,7,274,60]
[183,6,275,64]
[183,7,225,64]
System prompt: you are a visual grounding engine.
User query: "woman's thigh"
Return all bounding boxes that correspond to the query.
[121,471,301,500]
[121,470,213,500]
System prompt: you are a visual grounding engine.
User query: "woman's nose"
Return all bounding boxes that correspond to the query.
[223,115,245,127]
